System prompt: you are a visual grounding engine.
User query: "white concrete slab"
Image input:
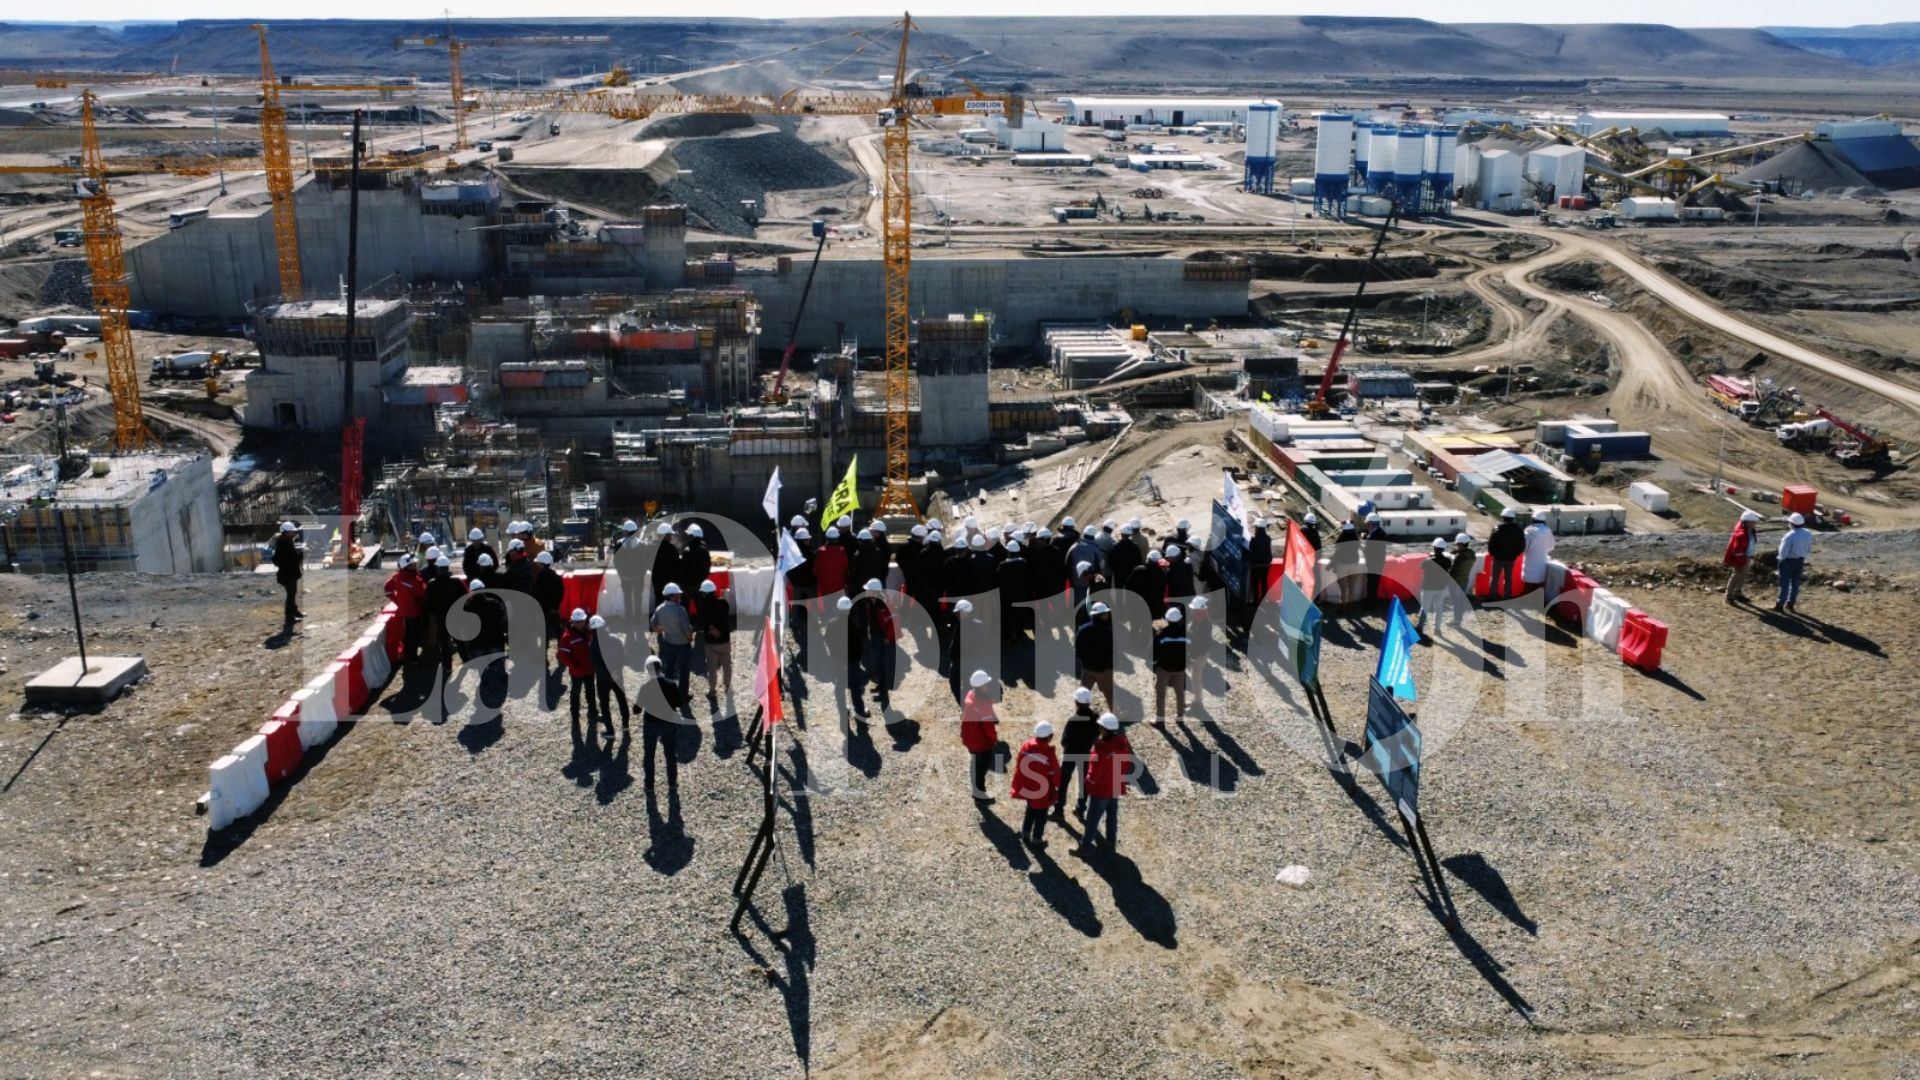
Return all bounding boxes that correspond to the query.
[24,655,147,706]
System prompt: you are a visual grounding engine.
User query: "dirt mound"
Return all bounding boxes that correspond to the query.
[1736,140,1877,195]
[660,119,856,236]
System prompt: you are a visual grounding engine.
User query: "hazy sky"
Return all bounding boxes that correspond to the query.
[50,3,1896,28]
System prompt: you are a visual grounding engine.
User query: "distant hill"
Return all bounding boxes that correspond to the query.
[0,17,1904,85]
[1764,23,1920,69]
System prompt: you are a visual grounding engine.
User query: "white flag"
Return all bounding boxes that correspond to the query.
[1223,469,1250,533]
[762,466,782,524]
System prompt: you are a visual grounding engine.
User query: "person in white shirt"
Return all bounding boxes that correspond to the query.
[1521,510,1556,588]
[1774,512,1814,612]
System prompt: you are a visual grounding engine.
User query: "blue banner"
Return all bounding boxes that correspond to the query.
[1365,677,1423,823]
[1376,596,1420,702]
[1278,575,1323,686]
[1206,499,1246,598]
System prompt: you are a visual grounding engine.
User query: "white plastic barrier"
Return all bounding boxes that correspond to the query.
[356,632,391,690]
[1546,560,1570,600]
[1586,587,1629,651]
[596,568,626,623]
[729,566,778,617]
[290,676,339,749]
[206,753,260,831]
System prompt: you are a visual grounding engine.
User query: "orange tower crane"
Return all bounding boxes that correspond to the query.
[75,91,152,450]
[393,31,614,150]
[874,14,919,519]
[254,24,303,299]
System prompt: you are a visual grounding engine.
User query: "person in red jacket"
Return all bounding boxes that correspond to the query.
[1076,713,1133,856]
[383,554,428,664]
[1011,721,1062,848]
[1722,509,1762,605]
[813,526,851,598]
[556,608,598,730]
[961,669,1002,806]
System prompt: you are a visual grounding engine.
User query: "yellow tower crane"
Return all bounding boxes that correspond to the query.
[874,14,919,520]
[393,31,614,151]
[72,92,151,450]
[254,24,303,300]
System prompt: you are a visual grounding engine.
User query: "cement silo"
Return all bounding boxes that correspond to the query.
[1353,119,1374,181]
[1368,125,1398,194]
[1428,127,1458,212]
[1394,128,1426,211]
[1244,101,1281,195]
[1313,112,1353,218]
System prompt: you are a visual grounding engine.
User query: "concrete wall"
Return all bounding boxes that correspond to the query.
[920,373,990,446]
[9,456,221,575]
[129,180,492,318]
[745,257,1247,349]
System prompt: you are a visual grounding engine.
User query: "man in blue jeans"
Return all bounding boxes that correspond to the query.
[1774,512,1813,613]
[650,581,695,713]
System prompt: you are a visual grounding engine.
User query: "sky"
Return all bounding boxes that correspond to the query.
[31,4,1906,28]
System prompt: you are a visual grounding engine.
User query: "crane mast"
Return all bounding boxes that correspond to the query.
[254,25,303,299]
[76,91,151,450]
[874,14,919,519]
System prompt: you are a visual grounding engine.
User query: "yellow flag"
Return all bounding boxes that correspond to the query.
[821,455,859,528]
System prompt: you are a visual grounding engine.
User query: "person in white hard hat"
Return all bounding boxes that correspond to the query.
[943,597,985,694]
[557,608,600,730]
[1448,533,1477,625]
[1012,720,1062,847]
[1153,604,1190,726]
[1076,600,1117,708]
[1775,511,1813,612]
[849,580,898,720]
[1076,713,1133,856]
[271,521,304,628]
[694,579,733,712]
[1723,509,1763,605]
[1172,517,1193,550]
[587,614,630,733]
[383,553,428,665]
[1487,508,1526,598]
[463,527,498,584]
[415,531,436,566]
[1415,537,1457,639]
[652,521,682,608]
[651,581,695,710]
[1245,518,1275,619]
[1521,509,1556,591]
[961,670,1001,805]
[1056,687,1100,820]
[638,655,680,798]
[531,549,565,655]
[424,554,464,671]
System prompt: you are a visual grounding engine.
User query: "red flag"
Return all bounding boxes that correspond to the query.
[1283,520,1318,600]
[754,622,783,730]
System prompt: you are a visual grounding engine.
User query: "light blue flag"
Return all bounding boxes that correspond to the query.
[1278,576,1323,686]
[1376,596,1420,702]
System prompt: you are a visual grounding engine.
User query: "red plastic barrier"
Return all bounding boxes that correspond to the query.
[1379,554,1422,604]
[1553,568,1598,623]
[1618,609,1669,672]
[331,654,369,715]
[561,570,605,618]
[373,613,403,664]
[257,718,304,784]
[707,569,731,598]
[381,600,399,616]
[1475,555,1523,599]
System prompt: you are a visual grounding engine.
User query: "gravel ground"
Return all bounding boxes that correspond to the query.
[1,531,1917,1076]
[662,118,857,237]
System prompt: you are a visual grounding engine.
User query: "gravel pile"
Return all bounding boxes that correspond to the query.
[38,259,91,309]
[661,118,856,237]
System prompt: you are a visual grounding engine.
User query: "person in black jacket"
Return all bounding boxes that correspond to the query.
[271,521,303,628]
[459,580,508,661]
[1153,605,1191,727]
[1027,528,1066,612]
[1126,551,1167,620]
[1299,512,1322,552]
[1246,518,1274,613]
[652,521,682,607]
[424,555,465,668]
[1361,514,1390,603]
[1055,686,1099,821]
[1164,543,1196,601]
[531,550,565,658]
[913,529,946,619]
[1486,508,1526,598]
[501,540,533,594]
[462,527,497,583]
[590,614,629,734]
[693,579,733,712]
[1075,601,1116,708]
[638,654,681,798]
[1106,530,1142,593]
[996,540,1030,643]
[679,523,712,595]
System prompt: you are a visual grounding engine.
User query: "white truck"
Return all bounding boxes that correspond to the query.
[150,350,218,378]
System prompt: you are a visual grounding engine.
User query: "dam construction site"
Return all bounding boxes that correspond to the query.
[0,12,1917,1079]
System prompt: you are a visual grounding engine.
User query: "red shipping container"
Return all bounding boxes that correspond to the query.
[257,719,304,784]
[1781,485,1817,516]
[1618,609,1669,672]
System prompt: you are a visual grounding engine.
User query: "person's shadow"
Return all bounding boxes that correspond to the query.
[733,882,813,1070]
[978,807,1031,871]
[643,790,694,874]
[596,729,633,806]
[1442,853,1537,935]
[1026,842,1101,937]
[1094,852,1176,949]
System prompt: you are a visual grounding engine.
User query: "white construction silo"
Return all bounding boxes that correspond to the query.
[1244,101,1281,194]
[1394,128,1426,210]
[1312,112,1353,217]
[1368,125,1399,193]
[1353,119,1374,180]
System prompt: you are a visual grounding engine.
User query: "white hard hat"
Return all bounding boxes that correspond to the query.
[795,528,811,540]
[507,539,525,551]
[1090,601,1111,615]
[864,578,884,591]
[398,554,415,567]
[1304,512,1318,524]
[663,583,683,596]
[791,514,807,528]
[1253,518,1268,528]
[1022,522,1037,534]
[837,515,853,528]
[964,516,980,529]
[644,654,661,669]
[435,556,451,568]
[1532,510,1548,522]
[657,522,673,536]
[1190,595,1209,610]
[987,528,1003,542]
[1365,513,1381,523]
[1007,540,1022,554]
[954,599,974,614]
[621,520,638,533]
[911,524,928,538]
[570,607,589,621]
[928,531,943,543]
[1176,518,1190,530]
[1102,519,1117,531]
[280,521,298,532]
[872,520,887,533]
[589,615,607,630]
[970,535,988,550]
[829,595,850,612]
[1147,549,1163,561]
[1074,687,1092,704]
[467,579,485,592]
[1433,537,1449,549]
[1740,510,1761,523]
[1098,713,1120,731]
[424,546,442,561]
[700,579,717,593]
[686,524,703,538]
[1077,561,1093,575]
[1455,532,1472,544]
[1036,528,1051,539]
[1165,543,1181,557]
[826,527,841,539]
[1501,508,1517,519]
[970,670,992,688]
[478,554,495,568]
[927,518,943,531]
[1127,517,1142,530]
[858,529,873,541]
[536,551,554,564]
[1789,512,1806,526]
[418,531,435,544]
[1061,516,1077,528]
[1165,606,1184,622]
[1035,721,1054,738]
[1122,523,1137,535]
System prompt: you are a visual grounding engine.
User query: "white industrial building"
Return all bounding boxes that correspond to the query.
[1,453,223,575]
[1057,96,1272,127]
[1525,144,1586,202]
[986,115,1063,152]
[1575,111,1729,137]
[1475,148,1527,211]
